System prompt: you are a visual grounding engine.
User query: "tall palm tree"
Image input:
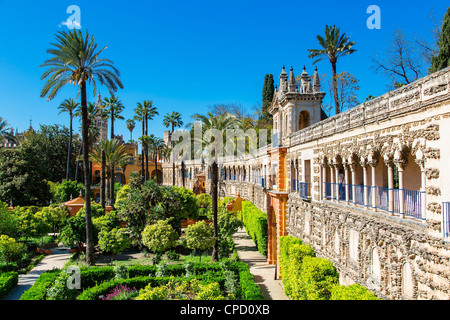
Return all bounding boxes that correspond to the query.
[163,111,183,186]
[40,29,123,266]
[147,134,164,184]
[135,101,158,181]
[126,119,135,143]
[90,139,130,207]
[308,25,356,115]
[74,102,101,183]
[102,96,125,205]
[0,117,16,147]
[58,98,79,181]
[186,111,241,262]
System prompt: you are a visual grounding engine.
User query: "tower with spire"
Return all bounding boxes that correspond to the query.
[95,92,109,141]
[269,65,326,145]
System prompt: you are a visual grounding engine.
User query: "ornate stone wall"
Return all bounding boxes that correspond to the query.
[287,193,450,300]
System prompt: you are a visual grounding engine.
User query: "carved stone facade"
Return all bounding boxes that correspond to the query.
[162,66,450,299]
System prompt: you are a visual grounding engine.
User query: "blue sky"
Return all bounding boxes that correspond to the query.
[0,0,448,140]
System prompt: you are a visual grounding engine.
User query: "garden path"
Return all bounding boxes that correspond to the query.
[232,227,289,300]
[1,246,72,300]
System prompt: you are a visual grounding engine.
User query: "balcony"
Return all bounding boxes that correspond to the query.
[322,182,425,220]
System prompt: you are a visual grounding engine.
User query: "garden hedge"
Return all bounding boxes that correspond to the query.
[20,269,61,300]
[241,201,267,257]
[22,261,263,300]
[279,235,378,300]
[0,272,18,298]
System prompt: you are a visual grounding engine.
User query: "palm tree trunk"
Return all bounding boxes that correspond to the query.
[211,161,219,262]
[101,150,106,209]
[145,114,149,181]
[331,61,340,115]
[171,125,175,186]
[110,113,115,206]
[154,152,158,184]
[66,114,73,181]
[141,119,145,180]
[75,143,82,182]
[80,82,95,266]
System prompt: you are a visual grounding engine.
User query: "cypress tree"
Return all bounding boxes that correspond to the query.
[430,7,450,73]
[262,74,274,121]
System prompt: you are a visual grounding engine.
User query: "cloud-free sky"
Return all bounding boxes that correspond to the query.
[0,0,447,140]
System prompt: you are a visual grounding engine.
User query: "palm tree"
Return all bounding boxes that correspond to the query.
[308,25,356,115]
[40,29,123,266]
[186,111,242,262]
[90,139,130,207]
[135,101,158,181]
[102,96,125,205]
[163,111,183,186]
[0,117,16,147]
[58,98,80,181]
[147,134,164,184]
[126,119,135,143]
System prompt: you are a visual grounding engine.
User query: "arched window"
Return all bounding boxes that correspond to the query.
[299,110,310,130]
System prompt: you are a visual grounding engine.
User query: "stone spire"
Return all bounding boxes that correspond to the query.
[279,65,288,93]
[312,66,321,93]
[288,66,298,93]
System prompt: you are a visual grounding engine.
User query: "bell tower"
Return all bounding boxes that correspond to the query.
[269,65,326,146]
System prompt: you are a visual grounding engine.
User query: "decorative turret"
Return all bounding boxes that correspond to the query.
[312,66,321,93]
[279,65,288,93]
[299,66,312,93]
[288,66,298,93]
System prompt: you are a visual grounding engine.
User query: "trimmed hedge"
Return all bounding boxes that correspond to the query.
[241,201,267,257]
[22,261,262,300]
[0,272,18,298]
[234,261,264,300]
[20,269,61,300]
[279,235,378,300]
[331,284,379,300]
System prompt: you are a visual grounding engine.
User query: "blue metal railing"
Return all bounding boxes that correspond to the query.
[443,202,450,242]
[299,182,311,200]
[354,185,365,206]
[323,182,333,200]
[403,189,423,219]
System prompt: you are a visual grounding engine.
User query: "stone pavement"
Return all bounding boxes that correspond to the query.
[232,228,289,300]
[2,247,72,300]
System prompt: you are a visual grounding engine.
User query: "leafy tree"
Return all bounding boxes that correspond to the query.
[0,235,26,267]
[308,25,356,115]
[141,219,178,254]
[371,28,424,88]
[93,210,121,233]
[185,221,216,263]
[50,179,84,203]
[35,205,68,234]
[216,209,243,258]
[40,29,124,266]
[430,7,450,73]
[0,203,20,238]
[98,227,130,264]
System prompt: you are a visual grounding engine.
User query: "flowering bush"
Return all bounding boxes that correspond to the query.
[101,284,138,300]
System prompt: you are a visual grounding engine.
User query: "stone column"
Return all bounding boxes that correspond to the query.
[335,165,340,202]
[363,164,369,208]
[344,165,350,203]
[396,162,405,218]
[351,164,357,206]
[330,165,335,201]
[387,162,394,214]
[322,165,327,200]
[371,163,377,212]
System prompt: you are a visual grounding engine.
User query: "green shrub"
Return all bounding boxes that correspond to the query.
[241,201,267,257]
[0,272,18,298]
[235,262,264,300]
[141,219,178,254]
[279,235,315,299]
[331,284,378,300]
[20,269,60,300]
[299,256,339,300]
